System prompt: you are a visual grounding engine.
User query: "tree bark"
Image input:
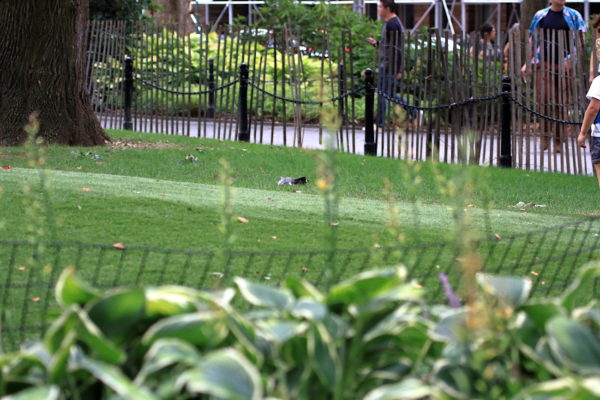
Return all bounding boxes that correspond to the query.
[155,0,195,35]
[0,0,109,146]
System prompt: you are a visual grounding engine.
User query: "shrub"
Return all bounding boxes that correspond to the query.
[1,263,598,399]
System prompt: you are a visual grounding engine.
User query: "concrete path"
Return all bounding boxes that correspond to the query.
[100,115,594,176]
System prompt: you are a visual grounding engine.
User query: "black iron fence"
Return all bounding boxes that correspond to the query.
[2,217,599,351]
[86,23,592,174]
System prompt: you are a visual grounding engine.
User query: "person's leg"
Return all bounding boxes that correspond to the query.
[592,137,600,188]
[376,70,394,127]
[376,71,387,127]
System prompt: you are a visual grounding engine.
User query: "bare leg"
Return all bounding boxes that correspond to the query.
[595,163,600,188]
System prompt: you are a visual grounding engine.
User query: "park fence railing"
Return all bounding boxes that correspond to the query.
[1,217,599,351]
[86,22,592,175]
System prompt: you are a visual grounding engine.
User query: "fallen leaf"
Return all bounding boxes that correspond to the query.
[18,266,26,271]
[330,221,340,227]
[530,271,539,276]
[1,165,11,171]
[82,187,91,192]
[31,297,41,302]
[271,236,277,240]
[76,205,82,210]
[237,217,250,223]
[413,284,423,289]
[75,166,83,170]
[112,243,125,250]
[301,266,309,273]
[211,272,224,279]
[494,234,502,240]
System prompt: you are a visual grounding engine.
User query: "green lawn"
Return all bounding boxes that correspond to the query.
[0,129,598,350]
[1,129,597,251]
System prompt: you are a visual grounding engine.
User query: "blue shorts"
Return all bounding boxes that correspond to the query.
[592,137,600,164]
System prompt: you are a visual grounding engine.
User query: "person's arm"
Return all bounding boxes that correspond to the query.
[578,97,600,148]
[590,55,596,86]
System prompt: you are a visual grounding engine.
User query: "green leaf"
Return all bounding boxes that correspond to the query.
[476,274,531,307]
[519,302,562,330]
[72,348,158,400]
[363,378,431,400]
[135,339,202,384]
[434,362,474,400]
[308,323,339,387]
[1,385,60,400]
[48,329,76,384]
[326,267,406,307]
[562,262,600,311]
[55,267,100,307]
[284,277,324,302]
[429,310,468,344]
[291,299,327,321]
[142,312,227,348]
[87,288,146,340]
[145,286,205,318]
[256,320,306,344]
[546,315,600,373]
[176,348,262,400]
[76,310,125,364]
[235,277,293,310]
[224,312,264,366]
[44,308,78,354]
[519,377,600,399]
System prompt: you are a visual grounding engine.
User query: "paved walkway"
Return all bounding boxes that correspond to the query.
[100,116,593,176]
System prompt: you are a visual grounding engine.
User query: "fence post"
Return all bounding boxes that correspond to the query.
[208,58,215,119]
[364,69,376,156]
[238,63,250,142]
[123,56,133,130]
[500,76,512,168]
[338,63,346,123]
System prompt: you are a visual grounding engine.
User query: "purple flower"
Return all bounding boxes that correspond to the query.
[439,273,461,308]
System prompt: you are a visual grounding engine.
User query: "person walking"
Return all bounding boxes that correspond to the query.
[366,0,403,128]
[522,0,586,152]
[471,23,502,60]
[577,77,600,187]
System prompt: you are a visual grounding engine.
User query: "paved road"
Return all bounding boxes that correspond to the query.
[100,115,593,176]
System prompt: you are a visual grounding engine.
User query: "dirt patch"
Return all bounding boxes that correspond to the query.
[108,140,182,150]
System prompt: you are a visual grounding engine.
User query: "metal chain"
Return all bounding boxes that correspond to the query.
[377,90,504,111]
[508,95,582,126]
[248,80,365,105]
[135,77,240,95]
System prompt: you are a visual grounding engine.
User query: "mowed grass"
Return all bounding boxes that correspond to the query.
[1,129,599,349]
[0,129,597,252]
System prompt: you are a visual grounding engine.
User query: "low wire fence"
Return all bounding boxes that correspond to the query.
[1,217,599,351]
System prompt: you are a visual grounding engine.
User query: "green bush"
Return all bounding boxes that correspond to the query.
[1,262,599,399]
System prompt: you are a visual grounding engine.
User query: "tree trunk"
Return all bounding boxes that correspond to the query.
[0,0,109,146]
[155,0,195,35]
